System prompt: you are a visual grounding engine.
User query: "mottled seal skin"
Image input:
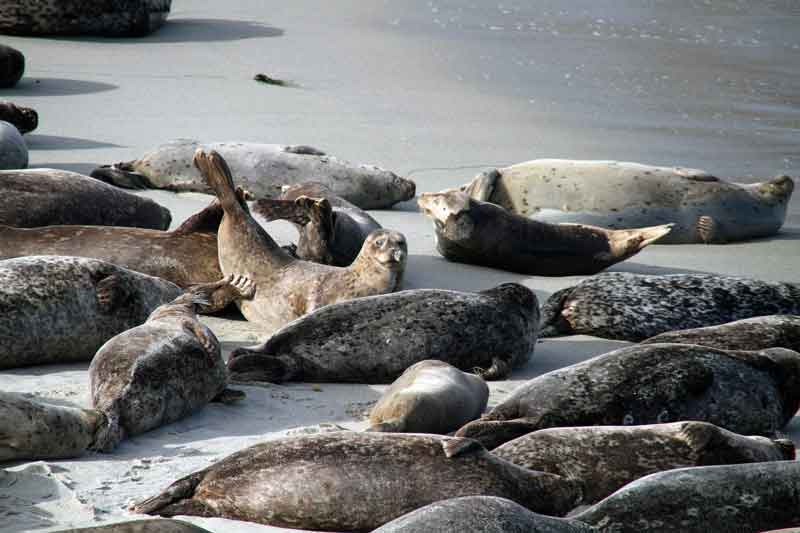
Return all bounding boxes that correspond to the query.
[194,149,407,333]
[573,461,800,533]
[227,283,538,383]
[0,256,182,369]
[0,0,171,37]
[0,168,171,229]
[492,421,795,505]
[455,344,800,450]
[540,272,800,341]
[0,44,23,88]
[89,277,249,452]
[0,101,37,133]
[641,315,800,353]
[463,160,795,243]
[0,391,105,462]
[131,432,582,531]
[374,496,596,533]
[367,360,490,434]
[92,140,416,209]
[418,190,672,276]
[0,120,27,170]
[52,519,212,533]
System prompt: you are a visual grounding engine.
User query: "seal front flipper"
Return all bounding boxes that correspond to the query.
[91,163,154,190]
[227,349,300,384]
[442,437,485,458]
[130,470,209,516]
[95,274,134,314]
[696,215,724,244]
[194,274,255,314]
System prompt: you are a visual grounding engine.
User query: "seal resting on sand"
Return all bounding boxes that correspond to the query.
[50,520,212,532]
[0,101,37,133]
[492,421,795,504]
[227,283,538,383]
[462,159,795,243]
[131,432,582,531]
[641,315,800,352]
[455,344,800,449]
[539,272,800,341]
[0,44,23,88]
[0,120,27,170]
[418,190,672,276]
[0,168,171,229]
[0,255,182,369]
[367,360,489,434]
[89,277,248,452]
[92,139,416,209]
[193,149,407,332]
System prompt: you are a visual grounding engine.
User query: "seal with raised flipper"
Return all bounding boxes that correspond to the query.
[492,421,795,505]
[92,139,416,209]
[51,519,212,533]
[462,159,795,243]
[539,272,800,341]
[131,432,582,531]
[0,101,37,133]
[226,283,538,383]
[418,190,672,276]
[193,149,407,333]
[0,168,171,229]
[89,277,250,452]
[641,315,800,352]
[367,360,489,434]
[455,344,800,450]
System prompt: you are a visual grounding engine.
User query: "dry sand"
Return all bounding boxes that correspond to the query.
[1,1,799,531]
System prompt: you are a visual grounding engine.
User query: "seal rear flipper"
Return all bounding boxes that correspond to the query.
[606,223,674,259]
[227,351,299,384]
[442,437,485,458]
[193,150,247,216]
[252,198,312,225]
[455,418,540,450]
[88,410,124,453]
[474,357,511,381]
[538,287,576,337]
[130,470,208,515]
[91,163,153,190]
[0,102,38,134]
[171,200,224,235]
[212,388,246,404]
[461,169,500,201]
[95,274,133,314]
[366,419,406,433]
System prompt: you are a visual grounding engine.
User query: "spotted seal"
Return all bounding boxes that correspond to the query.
[92,140,416,209]
[0,168,171,229]
[194,149,407,332]
[0,44,23,88]
[131,432,582,531]
[462,160,795,243]
[455,344,800,449]
[641,315,800,352]
[367,360,489,433]
[540,272,800,341]
[51,520,212,533]
[0,120,27,170]
[418,190,672,275]
[0,255,183,369]
[492,421,794,505]
[227,283,538,383]
[0,101,37,133]
[89,277,249,452]
[572,461,800,533]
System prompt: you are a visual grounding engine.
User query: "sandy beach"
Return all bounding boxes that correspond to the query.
[1,1,799,531]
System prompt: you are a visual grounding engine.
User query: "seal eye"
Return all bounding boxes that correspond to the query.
[375,239,385,247]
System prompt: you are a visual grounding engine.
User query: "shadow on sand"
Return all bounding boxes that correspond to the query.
[26,135,122,151]
[1,77,118,96]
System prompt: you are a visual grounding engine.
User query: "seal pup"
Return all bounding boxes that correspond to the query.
[367,360,490,433]
[374,496,595,533]
[573,461,800,533]
[227,283,538,383]
[462,160,795,243]
[92,139,416,209]
[0,44,23,88]
[89,277,248,452]
[0,101,37,133]
[0,168,171,229]
[418,190,672,276]
[50,520,212,533]
[0,255,182,369]
[540,272,800,341]
[641,315,800,352]
[0,391,105,462]
[455,344,800,449]
[194,149,407,332]
[0,120,27,170]
[131,432,582,531]
[492,421,795,504]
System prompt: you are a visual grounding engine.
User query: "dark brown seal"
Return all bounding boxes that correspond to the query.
[194,149,407,332]
[0,168,171,229]
[492,421,795,505]
[0,44,23,88]
[0,101,37,133]
[131,432,582,531]
[641,315,800,352]
[455,344,800,449]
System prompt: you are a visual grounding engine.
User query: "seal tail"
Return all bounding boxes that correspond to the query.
[91,163,153,190]
[607,223,674,259]
[130,470,208,516]
[192,149,247,216]
[226,349,297,383]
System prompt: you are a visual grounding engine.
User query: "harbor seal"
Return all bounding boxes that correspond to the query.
[51,520,212,533]
[539,272,800,341]
[0,44,23,88]
[131,432,582,531]
[367,360,489,433]
[0,255,182,369]
[462,160,795,243]
[194,149,407,332]
[641,315,800,352]
[227,283,538,383]
[374,496,595,533]
[92,139,416,209]
[0,0,172,37]
[0,168,171,229]
[0,120,27,170]
[455,344,800,449]
[418,190,672,275]
[492,421,794,504]
[89,277,248,452]
[0,391,105,462]
[572,461,800,533]
[0,101,37,133]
